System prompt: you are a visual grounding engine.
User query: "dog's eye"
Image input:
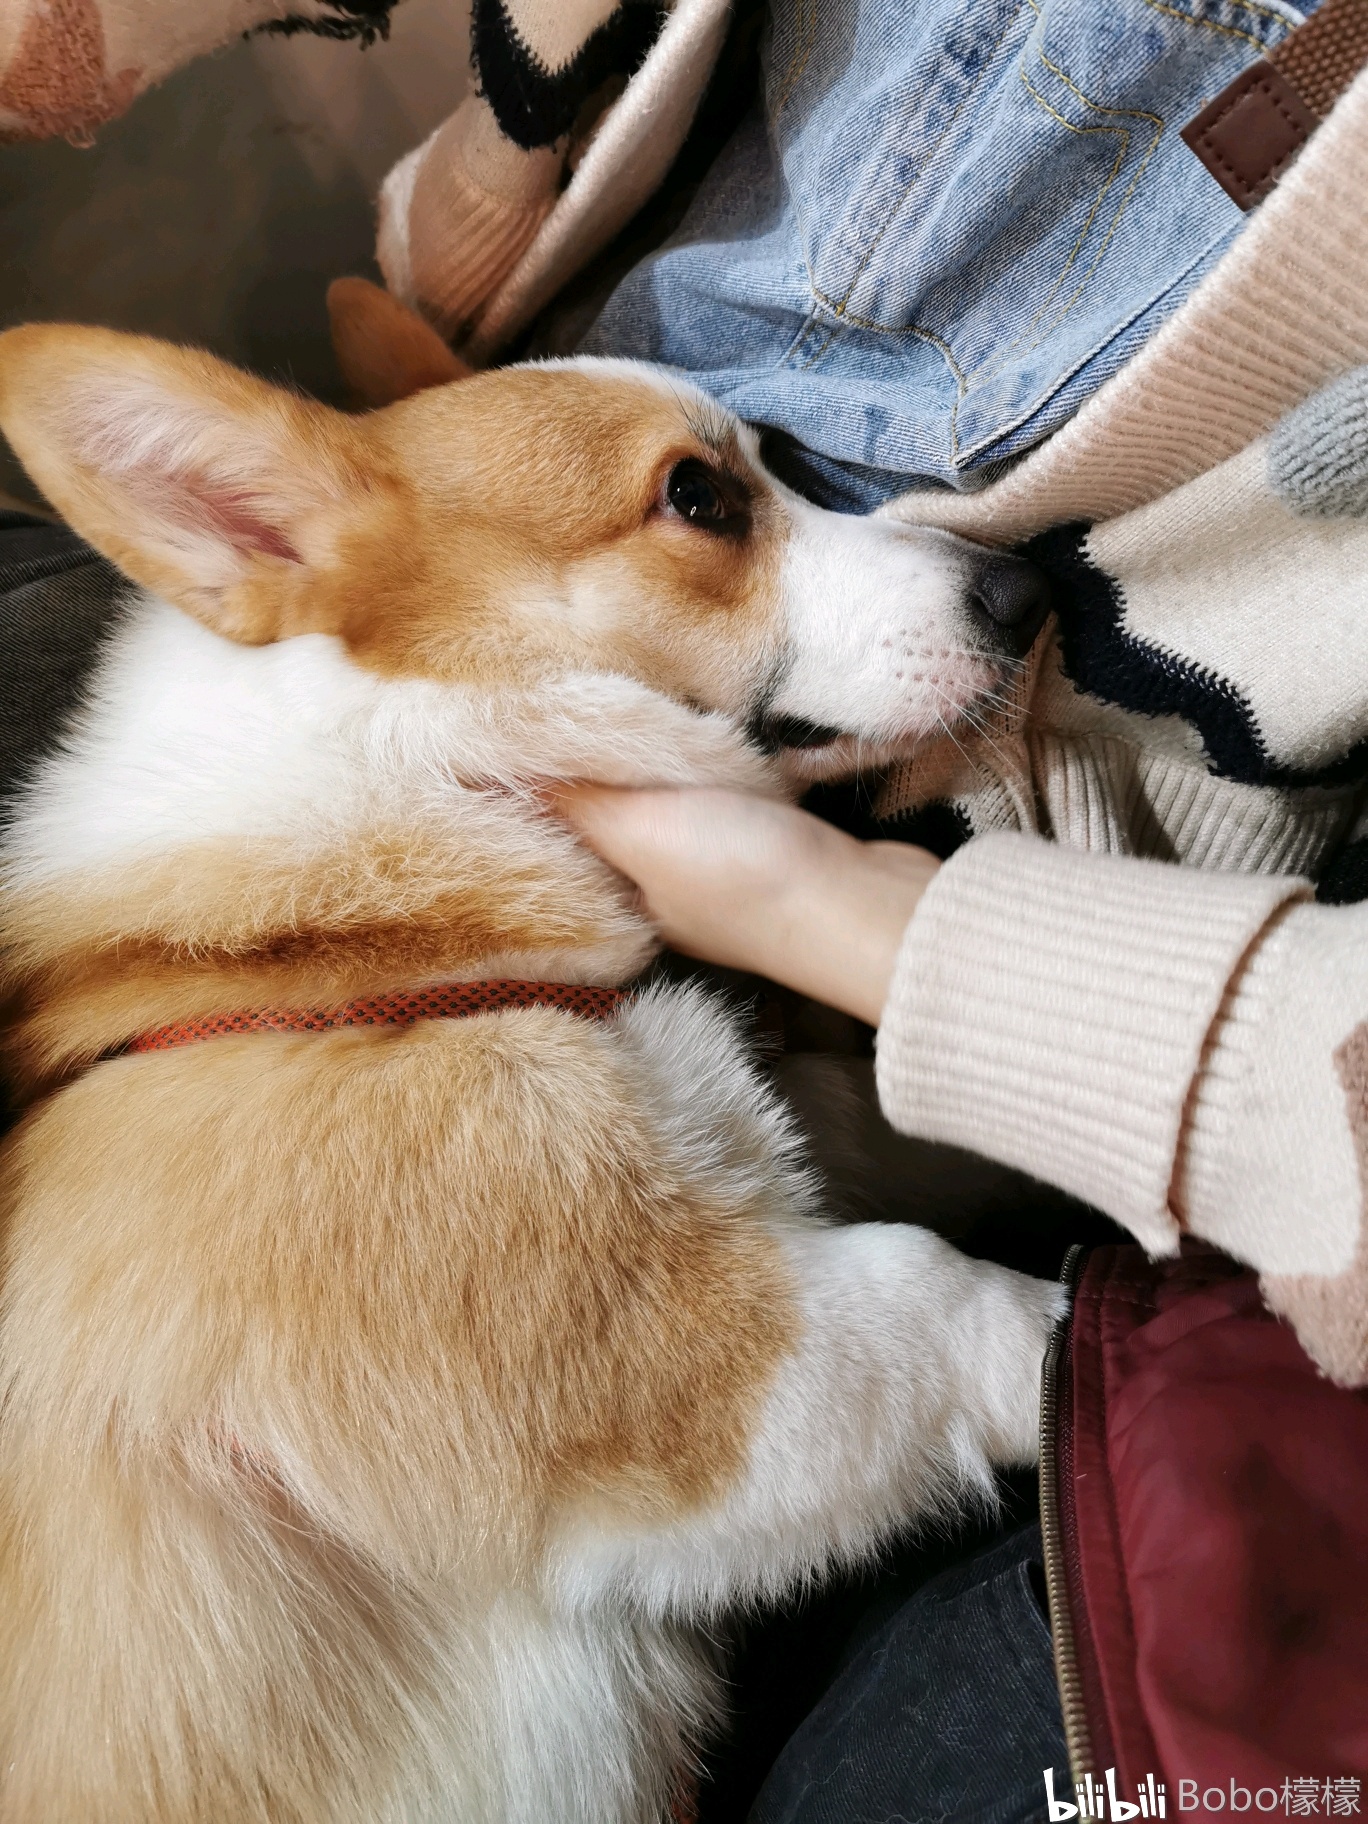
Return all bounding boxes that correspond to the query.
[665,459,737,531]
[666,460,724,523]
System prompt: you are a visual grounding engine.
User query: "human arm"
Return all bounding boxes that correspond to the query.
[874,832,1368,1385]
[558,786,1367,1387]
[552,785,939,1027]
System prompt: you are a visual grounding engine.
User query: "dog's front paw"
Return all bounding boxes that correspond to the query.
[959,1263,1068,1468]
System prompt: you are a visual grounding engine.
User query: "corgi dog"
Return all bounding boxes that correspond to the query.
[0,309,1059,1824]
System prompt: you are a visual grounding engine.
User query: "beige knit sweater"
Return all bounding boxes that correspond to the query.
[870,66,1368,1390]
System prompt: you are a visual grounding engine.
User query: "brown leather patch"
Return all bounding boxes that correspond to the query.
[1181,60,1319,211]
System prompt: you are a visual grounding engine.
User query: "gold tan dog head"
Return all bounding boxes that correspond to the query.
[0,306,1046,783]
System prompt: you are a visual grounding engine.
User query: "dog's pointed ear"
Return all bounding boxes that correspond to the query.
[327,276,472,408]
[0,323,387,644]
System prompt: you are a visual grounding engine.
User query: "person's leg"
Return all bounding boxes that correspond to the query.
[0,508,125,808]
[748,1523,1068,1824]
[0,509,126,1137]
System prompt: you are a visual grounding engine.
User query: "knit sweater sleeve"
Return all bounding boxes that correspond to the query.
[874,833,1368,1386]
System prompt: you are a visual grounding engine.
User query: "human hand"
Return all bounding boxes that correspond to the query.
[553,785,940,1026]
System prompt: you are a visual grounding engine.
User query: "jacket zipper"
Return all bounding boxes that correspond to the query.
[1039,1242,1092,1787]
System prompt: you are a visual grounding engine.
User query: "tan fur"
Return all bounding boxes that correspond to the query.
[0,325,387,645]
[349,370,780,697]
[3,821,653,1092]
[0,1015,790,1821]
[0,325,780,703]
[327,276,474,407]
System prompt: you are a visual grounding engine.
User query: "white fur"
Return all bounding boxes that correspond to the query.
[772,492,1006,745]
[372,1592,715,1824]
[2,598,1061,1824]
[551,1220,1058,1617]
[3,593,778,889]
[14,353,1017,892]
[7,461,1005,883]
[547,989,1061,1625]
[419,984,1059,1824]
[508,362,1014,753]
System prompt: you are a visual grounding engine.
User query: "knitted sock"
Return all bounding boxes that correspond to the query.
[377,0,668,347]
[378,90,565,343]
[0,0,374,145]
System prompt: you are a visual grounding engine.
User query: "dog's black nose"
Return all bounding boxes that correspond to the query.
[967,556,1052,656]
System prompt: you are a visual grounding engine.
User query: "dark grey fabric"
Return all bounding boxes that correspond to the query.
[748,1524,1068,1824]
[0,510,127,813]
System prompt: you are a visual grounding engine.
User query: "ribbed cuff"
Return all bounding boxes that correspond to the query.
[874,834,1308,1253]
[1176,903,1303,1252]
[382,97,561,338]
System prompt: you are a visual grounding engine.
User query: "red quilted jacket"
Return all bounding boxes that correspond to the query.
[1041,1245,1368,1815]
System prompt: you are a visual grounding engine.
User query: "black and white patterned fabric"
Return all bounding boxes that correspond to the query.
[875,365,1368,900]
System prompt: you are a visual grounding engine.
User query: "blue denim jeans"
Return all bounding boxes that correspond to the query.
[747,1524,1069,1824]
[585,0,1320,509]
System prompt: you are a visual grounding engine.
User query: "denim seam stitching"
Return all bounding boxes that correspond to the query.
[1157,0,1295,35]
[808,287,967,381]
[1142,0,1269,52]
[779,306,842,374]
[791,2,1167,464]
[955,222,1231,463]
[773,0,818,117]
[964,58,1165,397]
[965,7,1167,383]
[803,296,966,466]
[946,19,1170,456]
[995,84,1133,361]
[775,0,1276,470]
[797,0,1030,329]
[797,321,843,370]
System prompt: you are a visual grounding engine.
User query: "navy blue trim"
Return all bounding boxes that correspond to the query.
[803,781,974,855]
[881,798,974,861]
[1318,838,1368,904]
[1025,526,1368,789]
[472,0,665,152]
[255,1,397,46]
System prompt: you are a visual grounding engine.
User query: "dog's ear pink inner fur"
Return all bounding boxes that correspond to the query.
[0,323,379,645]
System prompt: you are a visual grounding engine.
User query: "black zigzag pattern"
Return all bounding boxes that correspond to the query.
[256,0,398,45]
[1317,838,1368,903]
[1025,525,1368,790]
[879,798,974,859]
[472,0,666,150]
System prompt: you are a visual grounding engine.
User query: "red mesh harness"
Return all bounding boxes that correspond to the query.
[119,979,626,1055]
